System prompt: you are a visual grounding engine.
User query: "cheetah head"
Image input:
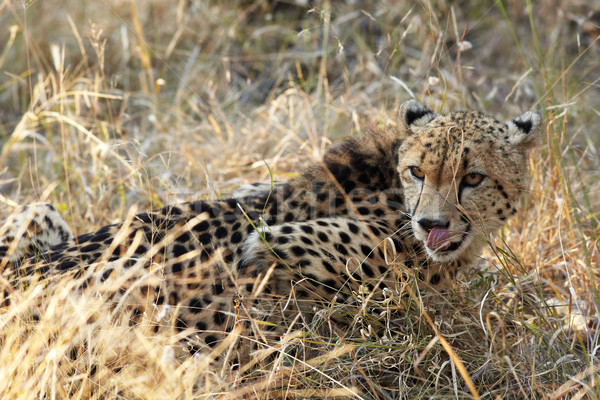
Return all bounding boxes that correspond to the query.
[396,100,541,263]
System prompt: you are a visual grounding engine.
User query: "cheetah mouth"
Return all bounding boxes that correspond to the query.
[433,238,464,253]
[425,227,466,255]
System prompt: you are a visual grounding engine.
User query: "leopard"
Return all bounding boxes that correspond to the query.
[0,100,541,360]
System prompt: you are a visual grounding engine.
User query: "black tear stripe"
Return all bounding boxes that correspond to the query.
[513,119,532,134]
[411,184,425,217]
[406,109,433,126]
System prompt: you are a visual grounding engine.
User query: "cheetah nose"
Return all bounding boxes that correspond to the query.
[417,218,449,233]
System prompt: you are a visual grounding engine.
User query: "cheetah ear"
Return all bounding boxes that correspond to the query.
[399,100,438,132]
[505,111,542,149]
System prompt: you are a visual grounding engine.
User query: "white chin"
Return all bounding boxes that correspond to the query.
[426,248,459,263]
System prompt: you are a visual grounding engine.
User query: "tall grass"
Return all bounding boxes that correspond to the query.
[0,0,599,398]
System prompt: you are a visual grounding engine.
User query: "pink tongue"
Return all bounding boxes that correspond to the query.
[426,227,451,251]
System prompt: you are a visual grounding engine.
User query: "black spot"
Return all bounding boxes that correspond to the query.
[176,232,190,243]
[57,260,78,271]
[100,268,113,282]
[317,232,329,242]
[176,318,187,332]
[188,298,203,313]
[360,245,372,257]
[222,212,236,223]
[212,281,225,295]
[300,225,314,234]
[213,311,226,325]
[205,335,218,347]
[281,226,294,234]
[173,244,187,257]
[171,263,183,274]
[134,244,147,255]
[199,233,212,245]
[362,264,374,277]
[322,250,336,260]
[301,237,314,245]
[168,206,183,215]
[334,243,348,256]
[193,220,209,233]
[430,274,441,285]
[91,232,112,243]
[357,207,369,215]
[81,243,102,253]
[339,232,351,243]
[291,246,306,256]
[323,260,336,274]
[263,232,274,242]
[215,226,228,239]
[74,233,93,244]
[307,249,319,257]
[136,213,153,224]
[347,222,359,234]
[195,321,207,331]
[231,231,243,244]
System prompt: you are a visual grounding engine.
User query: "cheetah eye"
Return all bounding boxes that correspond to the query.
[462,172,485,187]
[409,166,425,181]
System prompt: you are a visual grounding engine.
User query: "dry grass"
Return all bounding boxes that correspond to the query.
[1,0,599,398]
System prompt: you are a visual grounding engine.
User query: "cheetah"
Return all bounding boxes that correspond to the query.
[0,100,541,357]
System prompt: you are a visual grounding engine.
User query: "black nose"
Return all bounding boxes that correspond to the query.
[417,218,449,232]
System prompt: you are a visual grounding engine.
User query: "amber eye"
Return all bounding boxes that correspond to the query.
[462,172,485,187]
[409,166,425,181]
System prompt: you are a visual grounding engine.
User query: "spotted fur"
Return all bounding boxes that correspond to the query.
[0,100,541,359]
